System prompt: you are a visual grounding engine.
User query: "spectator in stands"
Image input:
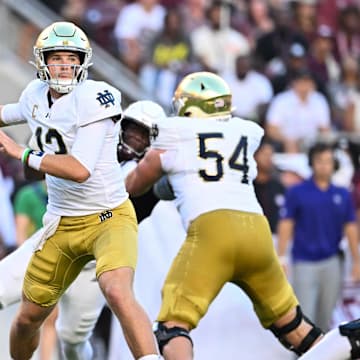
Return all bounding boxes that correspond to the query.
[113,0,166,73]
[254,139,285,234]
[181,0,207,32]
[307,24,340,98]
[265,69,331,153]
[160,0,182,8]
[243,0,274,47]
[291,0,317,44]
[277,142,360,331]
[190,0,250,73]
[14,181,47,246]
[271,42,308,94]
[82,0,125,54]
[60,0,88,27]
[255,5,308,77]
[315,0,348,33]
[329,55,360,131]
[222,51,273,125]
[335,5,360,62]
[139,7,195,105]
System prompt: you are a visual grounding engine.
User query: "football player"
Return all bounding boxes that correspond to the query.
[0,21,159,360]
[0,99,165,360]
[126,72,326,359]
[117,100,163,163]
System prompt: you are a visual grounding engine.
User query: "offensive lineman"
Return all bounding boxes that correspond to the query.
[0,22,159,360]
[126,71,325,359]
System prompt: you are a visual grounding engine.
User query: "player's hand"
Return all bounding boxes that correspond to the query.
[0,130,24,160]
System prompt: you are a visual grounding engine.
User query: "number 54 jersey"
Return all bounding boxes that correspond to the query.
[152,115,264,230]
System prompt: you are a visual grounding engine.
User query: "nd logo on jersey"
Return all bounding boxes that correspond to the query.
[96,90,115,108]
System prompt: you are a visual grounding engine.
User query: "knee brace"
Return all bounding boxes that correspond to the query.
[269,306,323,356]
[153,322,193,354]
[339,319,360,359]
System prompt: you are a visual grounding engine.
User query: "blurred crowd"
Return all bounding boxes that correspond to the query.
[2,0,360,358]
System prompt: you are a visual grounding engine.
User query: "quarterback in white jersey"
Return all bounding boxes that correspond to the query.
[126,72,325,360]
[0,99,165,360]
[0,21,159,360]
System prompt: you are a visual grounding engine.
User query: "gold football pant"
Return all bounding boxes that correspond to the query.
[157,209,298,329]
[23,199,137,307]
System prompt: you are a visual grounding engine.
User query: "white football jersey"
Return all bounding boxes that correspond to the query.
[152,115,264,229]
[3,79,127,216]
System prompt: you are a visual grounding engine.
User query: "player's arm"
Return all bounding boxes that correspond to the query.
[0,119,110,183]
[344,222,360,282]
[0,130,90,182]
[0,104,26,127]
[276,218,294,265]
[126,149,165,197]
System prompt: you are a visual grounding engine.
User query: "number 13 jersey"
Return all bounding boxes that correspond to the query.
[152,115,264,230]
[2,79,127,216]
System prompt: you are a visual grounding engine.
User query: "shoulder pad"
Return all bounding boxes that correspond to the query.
[76,80,122,126]
[152,117,183,150]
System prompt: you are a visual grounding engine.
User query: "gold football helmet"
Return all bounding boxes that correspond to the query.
[33,21,92,93]
[172,72,232,117]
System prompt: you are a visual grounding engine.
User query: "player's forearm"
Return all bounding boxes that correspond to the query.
[277,219,294,257]
[345,222,360,263]
[126,150,164,197]
[126,170,153,197]
[37,154,90,183]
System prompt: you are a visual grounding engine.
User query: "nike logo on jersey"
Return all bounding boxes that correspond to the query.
[96,90,115,108]
[99,210,113,222]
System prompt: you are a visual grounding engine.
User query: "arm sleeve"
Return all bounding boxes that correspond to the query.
[1,103,26,125]
[71,119,112,174]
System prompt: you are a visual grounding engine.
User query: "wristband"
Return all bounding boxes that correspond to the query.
[21,148,32,164]
[27,150,45,171]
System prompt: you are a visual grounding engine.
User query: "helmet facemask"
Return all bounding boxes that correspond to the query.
[118,118,151,161]
[117,100,164,162]
[32,22,93,94]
